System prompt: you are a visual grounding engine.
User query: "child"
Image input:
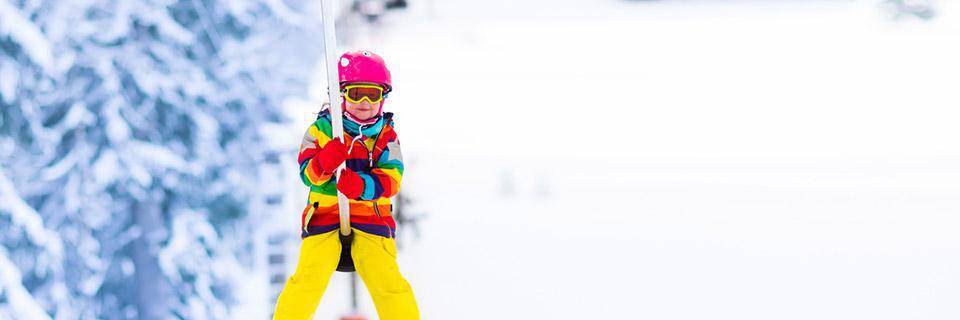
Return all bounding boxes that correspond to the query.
[273,50,419,320]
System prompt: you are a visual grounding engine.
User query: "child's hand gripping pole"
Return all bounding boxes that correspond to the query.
[319,0,351,236]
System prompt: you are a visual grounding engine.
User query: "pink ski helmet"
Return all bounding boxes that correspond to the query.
[338,50,392,122]
[338,50,392,93]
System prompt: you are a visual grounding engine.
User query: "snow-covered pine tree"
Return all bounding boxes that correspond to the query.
[1,0,322,318]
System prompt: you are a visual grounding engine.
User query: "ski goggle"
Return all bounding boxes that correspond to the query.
[341,84,385,104]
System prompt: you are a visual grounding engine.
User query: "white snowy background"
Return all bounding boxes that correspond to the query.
[306,0,960,319]
[3,0,960,319]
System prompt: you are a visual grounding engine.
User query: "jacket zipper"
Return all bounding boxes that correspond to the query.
[367,128,382,167]
[356,122,393,237]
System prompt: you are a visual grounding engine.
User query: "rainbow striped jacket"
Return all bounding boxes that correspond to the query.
[297,110,403,238]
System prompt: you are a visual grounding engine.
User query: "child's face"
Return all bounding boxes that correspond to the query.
[342,83,385,121]
[344,98,382,121]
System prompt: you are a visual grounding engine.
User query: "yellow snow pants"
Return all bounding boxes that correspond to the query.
[273,229,419,320]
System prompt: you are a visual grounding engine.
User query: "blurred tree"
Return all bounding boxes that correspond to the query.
[1,0,321,319]
[881,0,937,20]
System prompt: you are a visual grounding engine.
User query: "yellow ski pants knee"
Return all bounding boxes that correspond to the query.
[273,229,419,320]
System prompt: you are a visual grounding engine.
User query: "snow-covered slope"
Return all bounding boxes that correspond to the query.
[287,0,960,319]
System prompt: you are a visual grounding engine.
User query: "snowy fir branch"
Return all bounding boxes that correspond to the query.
[1,0,322,318]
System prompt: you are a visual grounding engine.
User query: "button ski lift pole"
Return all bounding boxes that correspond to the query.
[320,0,351,238]
[320,0,357,273]
[320,1,366,319]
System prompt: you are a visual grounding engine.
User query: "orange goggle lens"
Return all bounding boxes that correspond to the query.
[342,85,384,103]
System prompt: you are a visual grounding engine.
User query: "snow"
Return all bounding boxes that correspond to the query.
[0,171,64,259]
[91,149,121,187]
[0,1,54,73]
[0,62,17,103]
[139,4,195,45]
[103,99,132,145]
[2,0,324,317]
[128,140,188,171]
[0,248,52,320]
[291,0,960,319]
[1,0,957,318]
[262,0,310,27]
[58,102,95,130]
[38,148,77,182]
[0,170,62,319]
[158,212,218,283]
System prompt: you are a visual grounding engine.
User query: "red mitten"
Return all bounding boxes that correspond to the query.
[314,137,347,173]
[336,168,365,200]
